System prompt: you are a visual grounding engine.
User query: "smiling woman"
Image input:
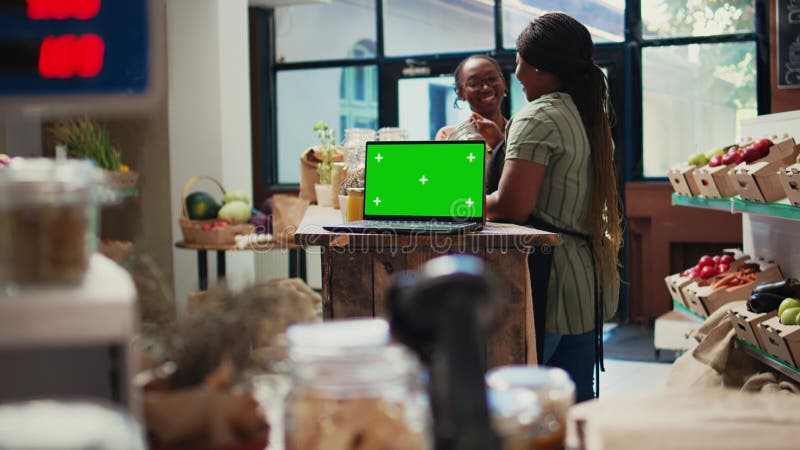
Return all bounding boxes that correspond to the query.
[435,54,508,150]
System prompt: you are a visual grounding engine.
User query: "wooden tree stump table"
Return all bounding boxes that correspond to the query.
[294,206,559,367]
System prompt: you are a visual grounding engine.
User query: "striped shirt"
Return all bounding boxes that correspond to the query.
[505,92,619,334]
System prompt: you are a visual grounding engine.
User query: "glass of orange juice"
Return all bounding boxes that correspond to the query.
[345,188,364,222]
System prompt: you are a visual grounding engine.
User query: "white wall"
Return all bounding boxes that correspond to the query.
[167,0,254,310]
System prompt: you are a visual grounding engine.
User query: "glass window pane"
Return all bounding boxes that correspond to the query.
[642,42,757,178]
[276,66,378,184]
[275,0,376,63]
[398,76,472,140]
[643,0,755,39]
[502,0,624,49]
[383,0,494,57]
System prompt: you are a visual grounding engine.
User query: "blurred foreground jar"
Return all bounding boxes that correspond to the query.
[0,158,103,288]
[283,319,431,450]
[486,366,575,450]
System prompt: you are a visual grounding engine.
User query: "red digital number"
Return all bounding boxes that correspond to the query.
[27,0,101,20]
[39,34,105,78]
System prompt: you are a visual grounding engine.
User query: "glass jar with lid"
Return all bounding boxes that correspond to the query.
[342,128,376,171]
[283,319,431,450]
[486,366,575,450]
[0,158,104,287]
[377,127,409,141]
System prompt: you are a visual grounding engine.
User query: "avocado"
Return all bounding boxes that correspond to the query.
[186,191,221,220]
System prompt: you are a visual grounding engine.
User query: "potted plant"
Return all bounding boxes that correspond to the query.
[313,120,339,206]
[50,118,138,193]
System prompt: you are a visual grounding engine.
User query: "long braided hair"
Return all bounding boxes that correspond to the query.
[517,12,623,286]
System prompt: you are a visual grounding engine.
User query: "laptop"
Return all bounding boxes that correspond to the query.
[323,140,486,235]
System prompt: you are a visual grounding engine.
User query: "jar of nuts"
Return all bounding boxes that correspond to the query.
[283,319,431,450]
[0,158,104,287]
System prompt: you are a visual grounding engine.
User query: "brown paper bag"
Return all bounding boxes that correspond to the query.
[272,194,310,244]
[299,146,346,203]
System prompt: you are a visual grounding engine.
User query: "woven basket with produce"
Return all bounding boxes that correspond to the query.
[180,176,255,246]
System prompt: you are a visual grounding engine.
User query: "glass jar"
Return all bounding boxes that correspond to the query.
[330,162,348,210]
[345,187,365,222]
[486,366,575,450]
[0,158,104,288]
[377,127,409,141]
[283,319,431,450]
[342,128,376,171]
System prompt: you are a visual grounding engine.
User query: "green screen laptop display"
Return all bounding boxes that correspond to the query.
[363,141,485,221]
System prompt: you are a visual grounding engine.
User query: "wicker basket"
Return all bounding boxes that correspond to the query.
[179,175,255,245]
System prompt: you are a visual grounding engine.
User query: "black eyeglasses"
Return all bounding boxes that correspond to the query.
[463,75,502,90]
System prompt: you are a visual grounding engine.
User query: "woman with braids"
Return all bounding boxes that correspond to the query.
[435,54,508,153]
[486,12,623,402]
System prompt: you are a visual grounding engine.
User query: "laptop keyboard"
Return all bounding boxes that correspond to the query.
[354,220,475,232]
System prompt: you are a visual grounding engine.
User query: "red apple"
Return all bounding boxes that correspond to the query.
[708,155,723,167]
[742,146,761,163]
[754,138,772,157]
[699,265,717,279]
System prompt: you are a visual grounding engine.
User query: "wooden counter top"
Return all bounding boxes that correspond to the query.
[293,205,559,249]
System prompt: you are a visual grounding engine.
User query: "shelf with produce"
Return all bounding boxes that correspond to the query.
[732,197,800,221]
[671,193,733,212]
[734,337,800,384]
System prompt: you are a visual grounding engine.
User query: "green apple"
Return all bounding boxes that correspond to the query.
[687,153,709,166]
[780,307,800,325]
[778,298,800,317]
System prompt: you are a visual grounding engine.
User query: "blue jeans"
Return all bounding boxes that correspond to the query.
[542,330,596,402]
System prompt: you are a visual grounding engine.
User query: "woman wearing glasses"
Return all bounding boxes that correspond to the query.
[435,54,508,151]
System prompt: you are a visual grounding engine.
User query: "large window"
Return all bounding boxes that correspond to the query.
[257,0,767,186]
[639,0,760,177]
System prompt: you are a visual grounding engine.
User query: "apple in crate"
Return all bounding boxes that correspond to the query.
[708,154,724,167]
[742,145,762,164]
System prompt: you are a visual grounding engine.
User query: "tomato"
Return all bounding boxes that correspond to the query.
[698,255,715,268]
[712,255,722,264]
[699,265,717,279]
[716,263,730,274]
[720,254,734,264]
[689,268,702,279]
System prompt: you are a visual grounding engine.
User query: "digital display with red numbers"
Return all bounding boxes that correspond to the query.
[0,0,150,97]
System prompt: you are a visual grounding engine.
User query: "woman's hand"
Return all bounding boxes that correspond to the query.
[470,113,504,149]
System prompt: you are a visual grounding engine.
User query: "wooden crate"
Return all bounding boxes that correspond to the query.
[728,303,777,351]
[683,263,782,317]
[667,165,701,197]
[729,137,799,202]
[777,162,800,207]
[757,316,800,367]
[693,163,737,198]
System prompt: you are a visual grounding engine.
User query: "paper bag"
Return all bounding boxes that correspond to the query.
[299,146,346,203]
[272,194,310,244]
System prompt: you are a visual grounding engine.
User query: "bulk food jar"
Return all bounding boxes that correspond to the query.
[0,158,104,287]
[283,319,431,450]
[486,366,575,450]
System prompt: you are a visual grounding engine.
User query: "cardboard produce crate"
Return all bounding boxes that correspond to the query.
[665,273,695,307]
[728,303,778,351]
[683,263,782,317]
[729,137,799,202]
[777,162,800,207]
[693,163,737,198]
[756,316,800,367]
[667,165,702,197]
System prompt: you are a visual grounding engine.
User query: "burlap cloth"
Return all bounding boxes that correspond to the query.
[298,146,345,203]
[566,302,800,450]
